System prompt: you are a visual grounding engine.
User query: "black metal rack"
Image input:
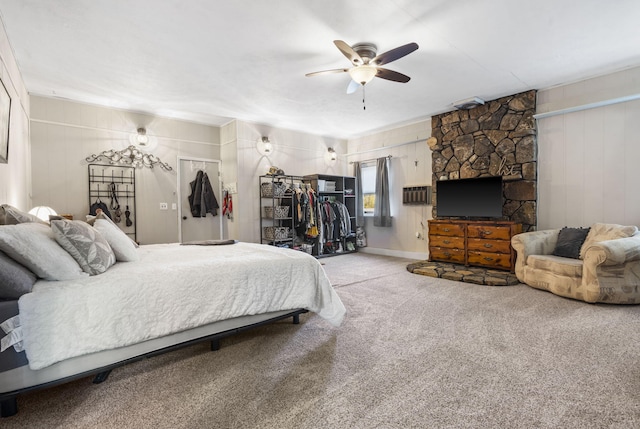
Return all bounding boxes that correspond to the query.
[88,164,137,242]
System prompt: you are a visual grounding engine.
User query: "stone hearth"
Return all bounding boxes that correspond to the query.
[406,261,519,286]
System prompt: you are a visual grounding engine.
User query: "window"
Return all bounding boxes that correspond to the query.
[361,163,376,215]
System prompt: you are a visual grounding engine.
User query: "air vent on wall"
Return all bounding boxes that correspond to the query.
[453,96,485,110]
[402,185,431,205]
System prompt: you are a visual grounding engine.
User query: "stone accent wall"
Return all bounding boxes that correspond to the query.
[427,90,537,231]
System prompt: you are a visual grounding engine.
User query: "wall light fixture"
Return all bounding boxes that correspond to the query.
[257,136,273,156]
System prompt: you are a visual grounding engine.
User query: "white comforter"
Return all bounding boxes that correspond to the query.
[18,242,346,370]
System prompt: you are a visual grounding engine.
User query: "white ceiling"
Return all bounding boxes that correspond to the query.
[1,0,639,139]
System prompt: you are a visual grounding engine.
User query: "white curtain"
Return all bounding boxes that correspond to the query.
[373,157,391,227]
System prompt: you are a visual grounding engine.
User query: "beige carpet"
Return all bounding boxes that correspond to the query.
[4,253,640,428]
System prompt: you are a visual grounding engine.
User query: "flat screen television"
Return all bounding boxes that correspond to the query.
[436,176,504,219]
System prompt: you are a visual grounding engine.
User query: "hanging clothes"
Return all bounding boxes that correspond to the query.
[188,170,219,217]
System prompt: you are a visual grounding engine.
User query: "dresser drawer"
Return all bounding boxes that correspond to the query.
[467,225,512,241]
[430,223,465,237]
[467,238,511,254]
[467,250,511,270]
[429,235,464,249]
[429,247,465,263]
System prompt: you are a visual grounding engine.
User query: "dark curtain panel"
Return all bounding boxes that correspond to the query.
[353,161,364,226]
[373,157,391,227]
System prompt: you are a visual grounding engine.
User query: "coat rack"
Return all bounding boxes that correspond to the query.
[88,164,137,242]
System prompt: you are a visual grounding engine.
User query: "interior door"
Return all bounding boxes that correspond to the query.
[177,157,223,243]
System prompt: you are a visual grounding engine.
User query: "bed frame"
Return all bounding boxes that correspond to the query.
[0,308,308,418]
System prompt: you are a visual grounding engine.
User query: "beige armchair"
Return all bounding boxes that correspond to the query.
[511,223,640,304]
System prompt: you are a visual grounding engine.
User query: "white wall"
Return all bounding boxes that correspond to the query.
[29,96,221,244]
[536,66,640,229]
[229,120,347,243]
[347,120,432,259]
[0,18,30,209]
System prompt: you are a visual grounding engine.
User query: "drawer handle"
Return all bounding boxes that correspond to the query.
[483,257,494,261]
[481,230,492,235]
[443,228,450,232]
[483,243,493,248]
[443,240,451,244]
[444,252,451,258]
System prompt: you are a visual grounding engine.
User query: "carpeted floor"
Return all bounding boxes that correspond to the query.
[406,260,519,285]
[4,252,640,428]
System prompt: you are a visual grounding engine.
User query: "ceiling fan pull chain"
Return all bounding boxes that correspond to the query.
[362,85,366,110]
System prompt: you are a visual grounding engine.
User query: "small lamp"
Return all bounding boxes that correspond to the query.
[29,206,57,222]
[328,147,337,161]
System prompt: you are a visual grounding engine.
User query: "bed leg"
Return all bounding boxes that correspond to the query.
[292,314,300,324]
[210,339,221,351]
[1,396,18,418]
[93,370,112,384]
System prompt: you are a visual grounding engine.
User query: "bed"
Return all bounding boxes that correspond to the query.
[0,206,346,418]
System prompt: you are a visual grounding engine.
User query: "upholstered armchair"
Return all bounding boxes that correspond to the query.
[511,223,640,304]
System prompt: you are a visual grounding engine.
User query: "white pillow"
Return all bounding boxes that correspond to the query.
[50,219,116,275]
[94,218,139,261]
[0,223,87,280]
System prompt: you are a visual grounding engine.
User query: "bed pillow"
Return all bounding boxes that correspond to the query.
[0,204,45,225]
[579,223,639,259]
[87,211,139,248]
[552,227,590,259]
[93,218,139,261]
[0,250,37,299]
[0,223,87,280]
[50,219,116,275]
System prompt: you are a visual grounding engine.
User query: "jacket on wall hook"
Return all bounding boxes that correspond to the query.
[222,190,233,219]
[188,170,219,217]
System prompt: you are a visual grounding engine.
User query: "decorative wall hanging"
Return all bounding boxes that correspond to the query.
[85,144,172,171]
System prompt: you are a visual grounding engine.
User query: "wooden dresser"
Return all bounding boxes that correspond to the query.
[428,219,522,272]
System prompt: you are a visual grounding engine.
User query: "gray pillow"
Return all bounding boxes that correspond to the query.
[0,250,37,299]
[0,204,45,225]
[50,219,116,275]
[0,223,86,280]
[553,227,591,259]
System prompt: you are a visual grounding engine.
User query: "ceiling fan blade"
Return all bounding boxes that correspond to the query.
[376,68,411,83]
[305,68,349,77]
[371,42,419,66]
[346,79,360,94]
[334,40,365,65]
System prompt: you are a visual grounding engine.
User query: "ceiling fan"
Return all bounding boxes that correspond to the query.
[306,40,419,96]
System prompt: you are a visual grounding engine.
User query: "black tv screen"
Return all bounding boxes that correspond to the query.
[436,176,503,219]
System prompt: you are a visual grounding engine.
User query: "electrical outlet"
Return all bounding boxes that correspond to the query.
[160,202,168,210]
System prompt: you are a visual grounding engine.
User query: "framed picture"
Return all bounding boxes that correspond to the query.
[0,78,11,164]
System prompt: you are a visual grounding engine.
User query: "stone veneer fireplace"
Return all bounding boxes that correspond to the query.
[428,90,537,231]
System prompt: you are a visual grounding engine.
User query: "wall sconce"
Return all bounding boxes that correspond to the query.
[257,136,273,156]
[136,128,149,146]
[328,147,337,161]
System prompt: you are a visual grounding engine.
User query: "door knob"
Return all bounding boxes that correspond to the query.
[182,216,187,220]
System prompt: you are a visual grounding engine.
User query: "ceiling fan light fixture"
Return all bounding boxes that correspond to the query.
[348,65,377,85]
